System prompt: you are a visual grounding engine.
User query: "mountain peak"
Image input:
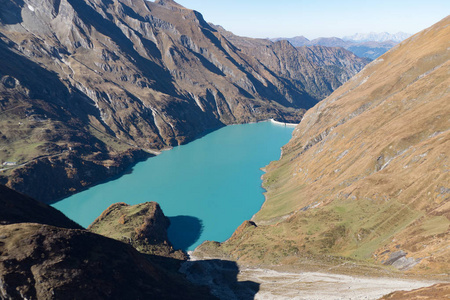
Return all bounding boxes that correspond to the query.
[270,36,310,47]
[154,0,186,9]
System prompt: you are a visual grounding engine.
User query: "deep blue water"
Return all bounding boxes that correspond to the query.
[53,121,294,250]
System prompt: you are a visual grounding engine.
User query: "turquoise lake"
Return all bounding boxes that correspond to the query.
[53,121,295,250]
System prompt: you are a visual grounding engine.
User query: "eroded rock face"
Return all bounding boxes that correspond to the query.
[88,202,186,259]
[0,0,368,202]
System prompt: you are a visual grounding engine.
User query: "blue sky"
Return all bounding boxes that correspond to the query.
[174,0,450,39]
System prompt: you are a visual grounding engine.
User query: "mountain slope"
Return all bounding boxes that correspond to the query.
[0,223,216,299]
[0,0,368,202]
[212,25,370,101]
[0,184,82,228]
[201,16,450,275]
[0,184,216,299]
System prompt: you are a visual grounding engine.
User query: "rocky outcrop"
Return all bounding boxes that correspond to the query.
[0,0,368,202]
[379,250,421,271]
[229,220,257,240]
[205,16,450,274]
[0,184,216,299]
[89,202,186,259]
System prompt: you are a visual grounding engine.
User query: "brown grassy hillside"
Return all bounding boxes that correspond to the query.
[199,16,450,276]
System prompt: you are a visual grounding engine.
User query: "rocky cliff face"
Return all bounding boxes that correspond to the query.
[0,0,368,202]
[199,16,450,275]
[0,185,216,299]
[213,25,370,101]
[89,202,186,259]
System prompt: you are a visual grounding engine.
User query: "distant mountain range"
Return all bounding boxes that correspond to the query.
[343,32,411,43]
[271,32,411,60]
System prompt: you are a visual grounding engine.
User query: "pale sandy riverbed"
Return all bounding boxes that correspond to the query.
[182,255,442,300]
[238,268,438,300]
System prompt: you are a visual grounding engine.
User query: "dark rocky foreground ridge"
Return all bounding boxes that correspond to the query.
[0,184,82,228]
[0,184,219,299]
[0,0,368,202]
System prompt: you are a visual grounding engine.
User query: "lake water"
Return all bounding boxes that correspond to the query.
[53,121,295,250]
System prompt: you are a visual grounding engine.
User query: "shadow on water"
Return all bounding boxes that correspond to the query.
[180,259,260,300]
[168,216,203,251]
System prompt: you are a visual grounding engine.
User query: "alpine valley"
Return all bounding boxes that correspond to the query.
[0,0,449,299]
[197,14,450,297]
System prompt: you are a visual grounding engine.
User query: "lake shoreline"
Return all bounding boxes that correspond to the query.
[53,122,295,250]
[49,119,292,205]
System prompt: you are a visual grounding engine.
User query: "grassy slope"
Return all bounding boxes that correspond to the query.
[88,202,186,259]
[199,16,450,276]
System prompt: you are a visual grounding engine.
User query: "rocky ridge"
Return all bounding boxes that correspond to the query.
[0,184,82,228]
[88,202,186,259]
[213,25,370,99]
[0,184,216,299]
[0,0,369,202]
